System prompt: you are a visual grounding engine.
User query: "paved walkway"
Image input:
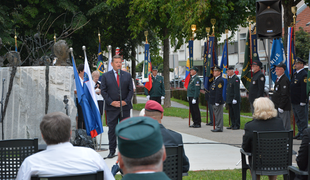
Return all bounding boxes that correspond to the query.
[97,98,303,171]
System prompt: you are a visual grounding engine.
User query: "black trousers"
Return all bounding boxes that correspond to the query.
[98,100,104,115]
[106,109,130,152]
[76,98,85,129]
[228,103,240,128]
[189,97,201,125]
[150,96,161,104]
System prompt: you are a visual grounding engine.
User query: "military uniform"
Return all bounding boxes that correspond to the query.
[210,75,224,132]
[144,75,165,104]
[272,73,291,130]
[291,67,308,138]
[226,74,241,129]
[187,73,202,126]
[249,70,265,113]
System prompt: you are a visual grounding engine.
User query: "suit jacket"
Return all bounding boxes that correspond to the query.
[291,69,308,104]
[160,124,190,173]
[209,76,224,105]
[272,74,291,111]
[296,128,310,180]
[122,172,170,180]
[242,117,285,153]
[100,70,133,111]
[249,70,265,104]
[226,74,240,103]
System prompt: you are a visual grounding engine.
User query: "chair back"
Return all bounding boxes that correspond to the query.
[163,145,183,180]
[31,170,104,180]
[0,138,38,179]
[251,130,293,176]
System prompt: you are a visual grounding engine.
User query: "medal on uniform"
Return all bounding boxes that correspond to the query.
[260,77,264,81]
[218,83,222,88]
[253,81,256,84]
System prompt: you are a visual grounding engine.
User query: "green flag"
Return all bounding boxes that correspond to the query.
[307,50,310,95]
[241,31,252,91]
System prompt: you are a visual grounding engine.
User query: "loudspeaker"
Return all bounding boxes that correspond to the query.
[256,0,282,39]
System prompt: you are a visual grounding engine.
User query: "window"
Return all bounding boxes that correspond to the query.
[239,33,246,53]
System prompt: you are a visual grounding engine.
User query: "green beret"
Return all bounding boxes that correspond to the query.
[115,116,163,158]
[190,67,199,72]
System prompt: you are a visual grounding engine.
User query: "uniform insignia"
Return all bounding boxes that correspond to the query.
[283,86,286,88]
[196,81,199,84]
[295,80,298,84]
[304,77,307,83]
[218,83,222,88]
[236,80,238,82]
[208,54,211,58]
[254,53,257,57]
[260,77,264,81]
[253,81,256,84]
[275,87,278,91]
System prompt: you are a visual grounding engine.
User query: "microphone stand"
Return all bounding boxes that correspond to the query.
[1,78,5,140]
[118,69,123,118]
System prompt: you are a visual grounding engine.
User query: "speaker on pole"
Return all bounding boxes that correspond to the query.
[256,0,282,39]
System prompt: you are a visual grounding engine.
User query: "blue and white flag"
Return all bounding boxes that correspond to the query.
[220,42,228,101]
[270,38,289,82]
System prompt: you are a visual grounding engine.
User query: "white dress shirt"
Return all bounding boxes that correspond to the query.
[16,142,115,180]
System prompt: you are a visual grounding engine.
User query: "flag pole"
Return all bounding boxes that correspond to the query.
[205,27,210,124]
[211,19,216,130]
[14,29,18,52]
[225,29,231,127]
[248,18,253,78]
[292,6,297,137]
[98,27,103,149]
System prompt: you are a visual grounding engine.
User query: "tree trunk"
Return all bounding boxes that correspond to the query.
[163,27,171,108]
[131,45,137,104]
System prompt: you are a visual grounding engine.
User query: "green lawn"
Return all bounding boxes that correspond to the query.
[115,169,286,180]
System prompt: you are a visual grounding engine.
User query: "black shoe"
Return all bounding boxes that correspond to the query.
[232,127,240,130]
[297,136,303,140]
[206,122,213,126]
[226,126,232,129]
[193,125,201,128]
[211,129,223,132]
[106,151,116,159]
[189,124,195,127]
[293,134,300,139]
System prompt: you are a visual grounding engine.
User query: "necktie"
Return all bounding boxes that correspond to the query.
[276,78,279,82]
[116,71,119,87]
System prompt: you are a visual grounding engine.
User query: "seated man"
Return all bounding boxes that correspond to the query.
[116,116,170,180]
[294,127,310,180]
[16,112,114,180]
[144,100,190,173]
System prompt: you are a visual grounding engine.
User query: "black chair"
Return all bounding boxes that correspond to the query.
[241,130,293,180]
[288,143,310,180]
[0,138,38,179]
[163,145,183,180]
[31,171,104,180]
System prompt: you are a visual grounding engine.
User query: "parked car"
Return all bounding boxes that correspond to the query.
[237,75,274,96]
[170,75,185,88]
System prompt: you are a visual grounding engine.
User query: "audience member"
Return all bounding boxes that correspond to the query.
[144,100,190,173]
[92,70,104,115]
[116,116,171,180]
[242,97,285,180]
[16,112,114,180]
[294,127,310,180]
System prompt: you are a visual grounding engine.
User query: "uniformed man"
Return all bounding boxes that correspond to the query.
[249,60,265,114]
[210,66,224,132]
[291,57,308,140]
[145,66,165,104]
[116,116,170,180]
[226,66,241,130]
[187,67,202,128]
[272,62,291,131]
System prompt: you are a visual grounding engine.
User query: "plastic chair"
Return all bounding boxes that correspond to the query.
[163,145,183,180]
[31,171,104,180]
[241,130,293,180]
[0,138,38,179]
[288,143,310,180]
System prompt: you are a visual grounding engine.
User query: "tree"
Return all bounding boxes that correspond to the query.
[295,27,310,61]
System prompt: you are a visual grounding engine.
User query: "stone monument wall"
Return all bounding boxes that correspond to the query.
[0,66,77,144]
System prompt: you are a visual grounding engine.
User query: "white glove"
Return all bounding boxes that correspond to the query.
[278,108,284,113]
[187,97,189,101]
[161,96,165,100]
[215,103,219,106]
[192,99,196,104]
[232,99,237,104]
[146,95,150,100]
[300,103,306,106]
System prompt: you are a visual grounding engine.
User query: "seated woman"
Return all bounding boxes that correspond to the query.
[242,97,285,180]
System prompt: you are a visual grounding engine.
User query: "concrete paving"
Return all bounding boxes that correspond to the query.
[97,98,303,172]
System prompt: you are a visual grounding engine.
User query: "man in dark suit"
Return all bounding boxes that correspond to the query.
[294,127,310,180]
[291,57,308,140]
[144,100,190,173]
[272,63,291,130]
[101,55,133,158]
[249,60,265,114]
[226,66,240,130]
[210,66,224,132]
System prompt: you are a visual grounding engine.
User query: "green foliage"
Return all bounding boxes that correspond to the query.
[136,61,143,72]
[296,27,310,61]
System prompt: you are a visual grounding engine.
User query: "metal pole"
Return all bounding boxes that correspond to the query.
[188,108,191,127]
[1,78,5,140]
[173,54,176,88]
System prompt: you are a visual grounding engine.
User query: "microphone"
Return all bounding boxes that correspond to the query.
[118,69,120,75]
